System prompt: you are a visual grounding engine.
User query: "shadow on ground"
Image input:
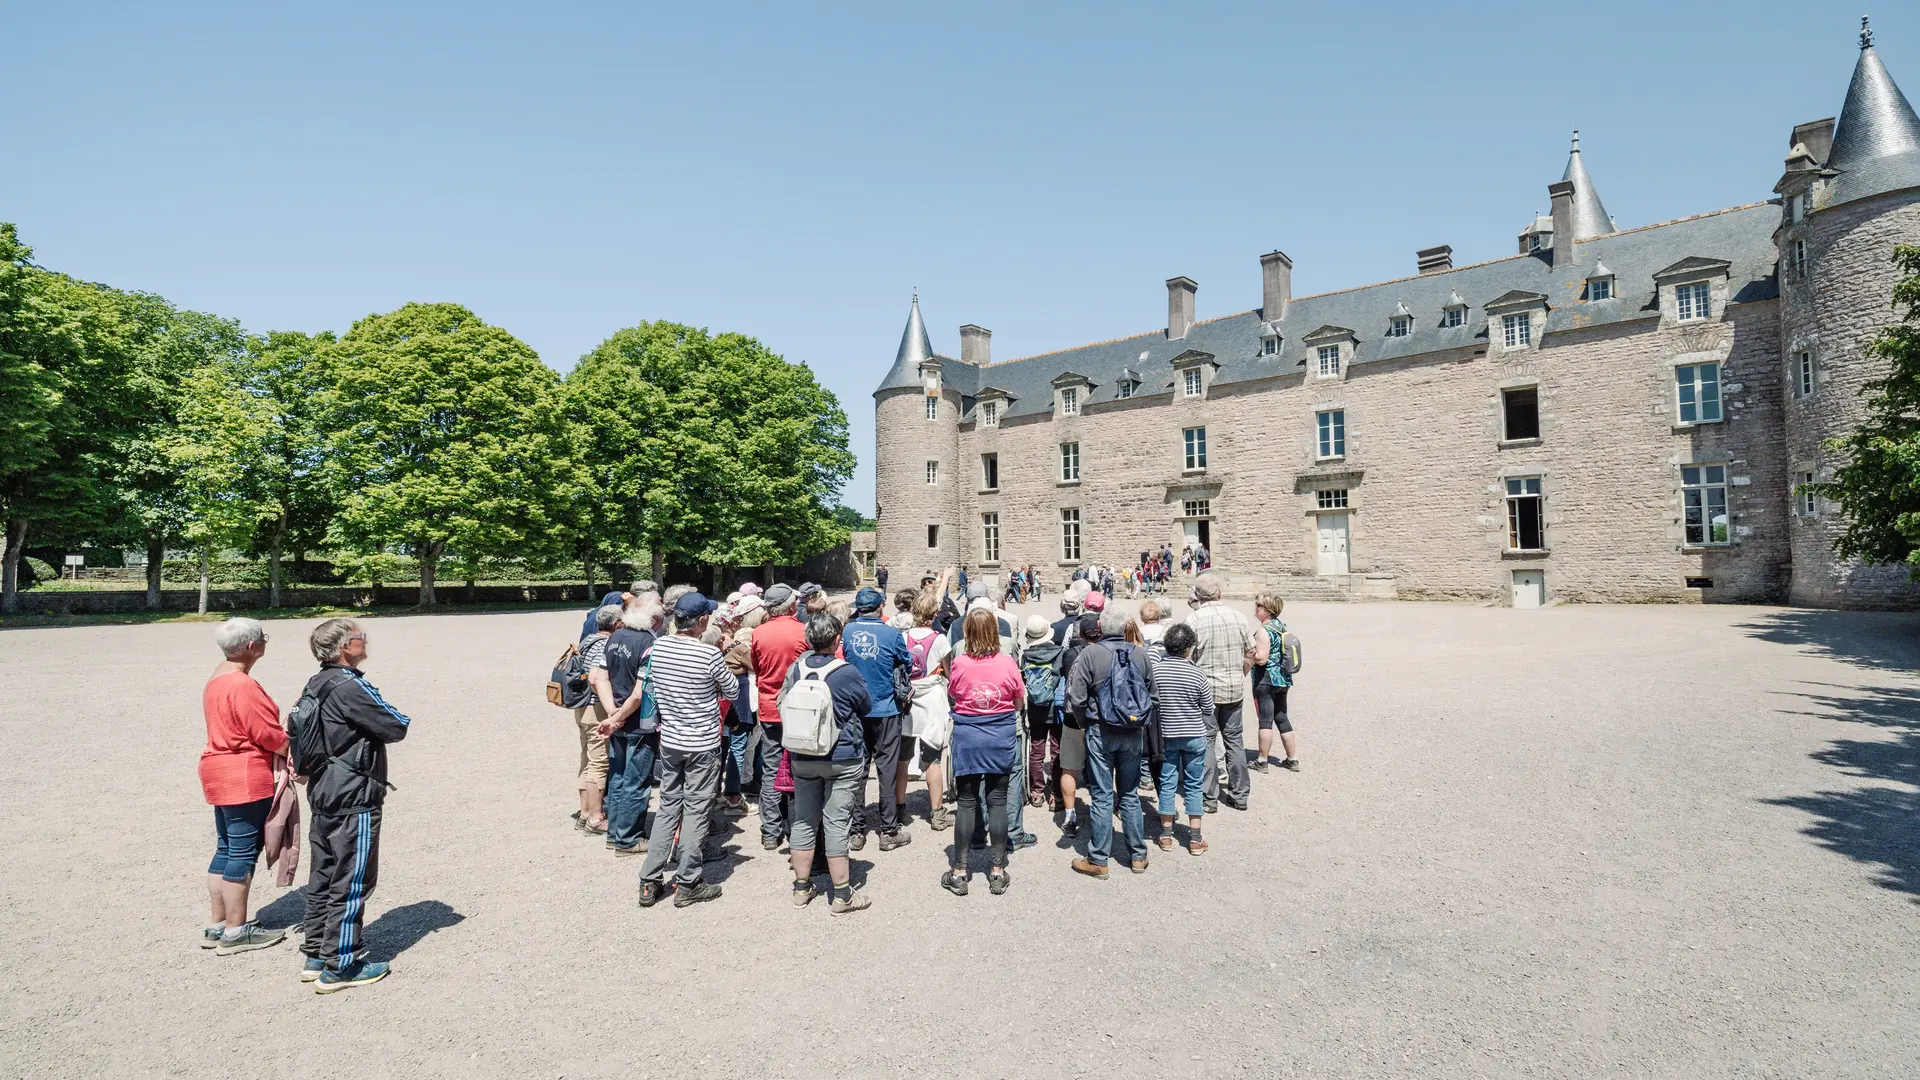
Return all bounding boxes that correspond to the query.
[1766,681,1920,902]
[1736,608,1920,671]
[252,893,467,960]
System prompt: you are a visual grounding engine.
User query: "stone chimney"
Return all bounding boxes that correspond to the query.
[1416,245,1453,274]
[1791,117,1836,167]
[1166,276,1197,339]
[1547,181,1576,268]
[1259,251,1291,322]
[959,324,991,366]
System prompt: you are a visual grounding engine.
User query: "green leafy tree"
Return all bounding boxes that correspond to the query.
[1813,245,1920,575]
[319,302,568,605]
[566,323,854,582]
[830,505,875,531]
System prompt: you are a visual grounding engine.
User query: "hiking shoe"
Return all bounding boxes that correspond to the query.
[878,831,912,852]
[830,890,872,916]
[638,880,666,907]
[299,958,325,982]
[1220,794,1247,811]
[1006,831,1038,851]
[848,831,867,852]
[200,926,223,950]
[1250,758,1270,773]
[610,842,646,857]
[987,869,1012,896]
[762,835,783,851]
[791,881,822,907]
[1062,817,1080,838]
[314,960,389,994]
[929,807,951,831]
[940,870,969,897]
[1203,799,1219,815]
[570,810,584,828]
[1281,758,1301,772]
[721,796,748,816]
[673,882,723,908]
[1129,859,1150,875]
[215,924,286,956]
[1071,857,1110,880]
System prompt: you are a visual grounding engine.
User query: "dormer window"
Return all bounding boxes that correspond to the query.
[1183,368,1203,397]
[1060,387,1079,415]
[1261,335,1279,356]
[1443,307,1465,328]
[1485,291,1547,352]
[1116,382,1133,400]
[1317,344,1341,377]
[1675,282,1710,321]
[1587,276,1613,301]
[1652,258,1730,328]
[1502,313,1532,348]
[1388,315,1411,338]
[981,401,999,428]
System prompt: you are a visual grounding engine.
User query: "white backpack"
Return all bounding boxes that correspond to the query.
[780,658,847,755]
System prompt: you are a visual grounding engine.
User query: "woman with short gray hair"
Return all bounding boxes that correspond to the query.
[780,613,874,914]
[197,618,289,955]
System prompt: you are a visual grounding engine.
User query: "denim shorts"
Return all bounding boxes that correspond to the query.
[208,797,273,883]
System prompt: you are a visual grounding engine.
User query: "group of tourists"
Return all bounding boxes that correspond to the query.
[559,568,1302,909]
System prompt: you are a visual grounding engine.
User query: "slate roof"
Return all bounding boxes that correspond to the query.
[875,201,1782,422]
[1825,30,1920,207]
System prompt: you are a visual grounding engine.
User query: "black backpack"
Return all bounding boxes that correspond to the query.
[286,673,349,777]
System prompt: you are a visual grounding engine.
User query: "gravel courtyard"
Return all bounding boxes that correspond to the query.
[2,598,1916,1079]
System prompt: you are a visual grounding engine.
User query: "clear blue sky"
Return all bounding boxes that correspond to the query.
[4,3,1911,512]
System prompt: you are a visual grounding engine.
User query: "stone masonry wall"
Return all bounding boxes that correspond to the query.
[1783,189,1920,608]
[874,386,961,578]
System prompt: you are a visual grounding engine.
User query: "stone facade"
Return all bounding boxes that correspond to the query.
[873,35,1920,608]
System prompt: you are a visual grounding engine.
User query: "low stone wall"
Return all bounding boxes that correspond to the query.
[8,583,604,616]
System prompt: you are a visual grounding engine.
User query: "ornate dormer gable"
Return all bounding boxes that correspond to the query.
[1485,290,1549,353]
[1652,257,1732,327]
[1168,348,1219,399]
[1051,370,1096,417]
[1303,324,1356,379]
[973,385,1015,428]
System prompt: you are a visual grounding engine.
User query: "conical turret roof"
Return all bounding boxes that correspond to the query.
[874,293,940,396]
[1560,131,1617,240]
[1826,17,1920,205]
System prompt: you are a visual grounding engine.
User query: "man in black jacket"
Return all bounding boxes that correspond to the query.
[298,618,411,993]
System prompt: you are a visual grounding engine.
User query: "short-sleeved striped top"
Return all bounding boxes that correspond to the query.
[647,632,739,753]
[1149,654,1215,739]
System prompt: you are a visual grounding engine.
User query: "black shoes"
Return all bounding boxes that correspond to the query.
[673,882,723,908]
[941,870,969,896]
[1280,758,1301,772]
[1006,831,1038,851]
[1220,793,1248,811]
[1203,799,1219,814]
[638,881,665,907]
[1250,758,1270,773]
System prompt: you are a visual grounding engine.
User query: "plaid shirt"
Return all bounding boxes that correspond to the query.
[1188,601,1253,703]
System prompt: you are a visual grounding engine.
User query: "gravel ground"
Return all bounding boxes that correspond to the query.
[2,598,1917,1079]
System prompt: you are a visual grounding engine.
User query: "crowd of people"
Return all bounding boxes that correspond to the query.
[189,568,1301,991]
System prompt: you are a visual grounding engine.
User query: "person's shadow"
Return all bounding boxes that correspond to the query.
[253,893,466,963]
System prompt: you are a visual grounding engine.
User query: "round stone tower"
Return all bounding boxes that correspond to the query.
[1778,18,1920,607]
[873,294,963,579]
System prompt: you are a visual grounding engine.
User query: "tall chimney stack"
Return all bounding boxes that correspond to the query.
[1166,277,1197,339]
[1547,181,1576,268]
[959,324,991,366]
[1416,245,1453,274]
[1259,251,1291,322]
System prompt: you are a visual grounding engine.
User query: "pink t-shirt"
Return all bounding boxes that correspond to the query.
[946,652,1024,717]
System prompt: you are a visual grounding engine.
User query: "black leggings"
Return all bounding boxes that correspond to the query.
[953,772,1009,870]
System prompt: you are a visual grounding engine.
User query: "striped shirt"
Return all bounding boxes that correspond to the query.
[647,632,740,752]
[1188,601,1253,703]
[1150,654,1215,739]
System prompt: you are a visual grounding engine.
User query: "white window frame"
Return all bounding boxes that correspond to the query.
[1183,426,1208,471]
[1388,315,1411,338]
[1261,336,1279,355]
[1059,441,1080,483]
[1117,381,1134,399]
[1316,344,1341,378]
[1183,368,1204,397]
[1443,307,1465,328]
[1316,410,1346,460]
[1588,276,1613,301]
[1316,488,1348,510]
[981,512,1000,564]
[1681,464,1730,546]
[981,400,999,428]
[1675,281,1711,322]
[1059,386,1080,416]
[1182,498,1211,519]
[1059,507,1081,562]
[1505,477,1545,551]
[1675,362,1723,424]
[1795,350,1815,399]
[925,396,939,421]
[1791,239,1807,279]
[1795,471,1817,517]
[925,460,938,486]
[1501,312,1532,348]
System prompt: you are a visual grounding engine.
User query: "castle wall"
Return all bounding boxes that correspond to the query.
[873,386,962,577]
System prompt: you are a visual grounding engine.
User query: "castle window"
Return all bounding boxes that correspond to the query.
[981,401,999,428]
[1183,427,1208,471]
[1501,313,1531,348]
[1316,344,1341,378]
[926,524,940,549]
[1796,472,1816,517]
[1675,363,1722,424]
[1505,477,1544,551]
[1443,306,1465,328]
[1502,387,1540,441]
[1117,381,1134,399]
[1059,441,1080,483]
[981,453,999,491]
[981,512,1000,564]
[1316,410,1346,459]
[1587,276,1613,301]
[1316,488,1348,510]
[1681,464,1729,545]
[1059,387,1080,416]
[1675,281,1711,321]
[1388,315,1411,338]
[1795,351,1815,399]
[1183,368,1204,397]
[1183,498,1211,518]
[926,396,939,421]
[1261,336,1280,355]
[925,461,938,486]
[1060,507,1082,562]
[1790,239,1807,279]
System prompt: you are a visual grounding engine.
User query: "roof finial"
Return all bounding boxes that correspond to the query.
[1861,14,1872,50]
[912,286,918,303]
[1571,129,1580,152]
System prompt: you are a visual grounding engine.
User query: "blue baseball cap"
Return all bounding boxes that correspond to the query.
[672,591,719,620]
[853,586,884,612]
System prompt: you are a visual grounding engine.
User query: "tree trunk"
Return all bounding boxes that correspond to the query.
[268,514,287,609]
[146,537,164,610]
[197,547,210,616]
[651,547,664,583]
[1,517,27,615]
[465,577,476,603]
[583,549,594,600]
[418,539,441,606]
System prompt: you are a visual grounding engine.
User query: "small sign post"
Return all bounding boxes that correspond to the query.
[63,554,85,580]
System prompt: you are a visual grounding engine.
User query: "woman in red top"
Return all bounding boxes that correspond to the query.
[198,618,290,955]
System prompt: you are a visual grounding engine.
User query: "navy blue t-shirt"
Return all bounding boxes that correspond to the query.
[841,614,912,719]
[604,627,656,713]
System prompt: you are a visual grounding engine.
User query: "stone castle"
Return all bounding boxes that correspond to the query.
[871,22,1920,608]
